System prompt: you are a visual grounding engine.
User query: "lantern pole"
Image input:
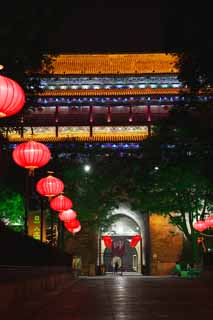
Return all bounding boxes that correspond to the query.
[24,170,30,235]
[40,196,44,242]
[50,205,54,246]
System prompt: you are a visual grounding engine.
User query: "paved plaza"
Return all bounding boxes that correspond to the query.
[2,275,213,320]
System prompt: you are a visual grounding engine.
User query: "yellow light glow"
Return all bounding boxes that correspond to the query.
[7,131,148,142]
[47,53,179,75]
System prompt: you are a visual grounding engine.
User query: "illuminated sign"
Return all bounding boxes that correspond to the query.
[28,211,46,241]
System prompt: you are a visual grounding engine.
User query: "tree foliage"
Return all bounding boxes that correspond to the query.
[59,154,138,229]
[0,184,24,228]
[131,162,213,241]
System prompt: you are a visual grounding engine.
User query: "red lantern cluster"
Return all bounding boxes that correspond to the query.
[36,173,64,198]
[205,216,213,228]
[102,235,112,248]
[193,215,213,232]
[130,235,142,248]
[12,137,82,236]
[50,193,81,235]
[12,141,51,172]
[193,220,207,232]
[0,75,25,118]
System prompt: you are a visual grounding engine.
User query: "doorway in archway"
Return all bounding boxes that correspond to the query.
[103,236,138,272]
[100,214,143,273]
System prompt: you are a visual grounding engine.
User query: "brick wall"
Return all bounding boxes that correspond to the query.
[64,224,98,275]
[150,214,183,275]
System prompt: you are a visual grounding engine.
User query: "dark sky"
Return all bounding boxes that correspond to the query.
[47,4,166,53]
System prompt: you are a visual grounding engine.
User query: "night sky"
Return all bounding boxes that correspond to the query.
[47,3,166,53]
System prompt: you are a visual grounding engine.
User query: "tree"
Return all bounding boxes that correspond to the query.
[129,154,213,264]
[0,184,24,230]
[59,154,132,229]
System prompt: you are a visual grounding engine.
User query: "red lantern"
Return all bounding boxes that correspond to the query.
[36,173,64,198]
[12,141,51,173]
[130,235,142,248]
[72,225,81,234]
[102,235,112,248]
[58,209,77,222]
[50,194,73,212]
[64,219,80,231]
[0,75,25,118]
[205,215,213,228]
[193,220,207,232]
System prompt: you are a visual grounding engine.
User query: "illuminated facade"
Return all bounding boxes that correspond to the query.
[1,53,188,143]
[1,53,201,275]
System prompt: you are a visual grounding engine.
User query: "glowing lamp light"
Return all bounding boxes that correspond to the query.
[193,220,208,232]
[58,209,77,222]
[64,219,80,232]
[50,194,73,212]
[36,173,64,198]
[0,75,25,117]
[12,141,51,173]
[102,235,112,248]
[130,235,142,248]
[205,215,213,228]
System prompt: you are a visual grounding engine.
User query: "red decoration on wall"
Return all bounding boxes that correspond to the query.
[12,141,51,173]
[130,235,142,248]
[193,220,208,232]
[58,209,77,222]
[0,75,25,117]
[102,235,112,248]
[36,173,64,198]
[50,194,73,212]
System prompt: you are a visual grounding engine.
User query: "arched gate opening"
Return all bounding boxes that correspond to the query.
[98,204,150,274]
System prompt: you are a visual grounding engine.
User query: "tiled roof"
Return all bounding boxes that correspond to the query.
[40,88,183,97]
[48,53,178,75]
[8,134,148,143]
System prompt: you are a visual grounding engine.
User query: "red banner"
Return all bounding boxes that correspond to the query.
[112,239,125,257]
[130,235,142,248]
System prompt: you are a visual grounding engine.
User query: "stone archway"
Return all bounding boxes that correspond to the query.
[98,204,149,274]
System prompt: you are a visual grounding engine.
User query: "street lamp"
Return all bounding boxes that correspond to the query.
[83,164,91,173]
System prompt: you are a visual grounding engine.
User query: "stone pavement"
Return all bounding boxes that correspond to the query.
[2,274,213,320]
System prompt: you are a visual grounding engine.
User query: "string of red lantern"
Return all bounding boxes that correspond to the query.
[12,141,51,235]
[193,215,213,232]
